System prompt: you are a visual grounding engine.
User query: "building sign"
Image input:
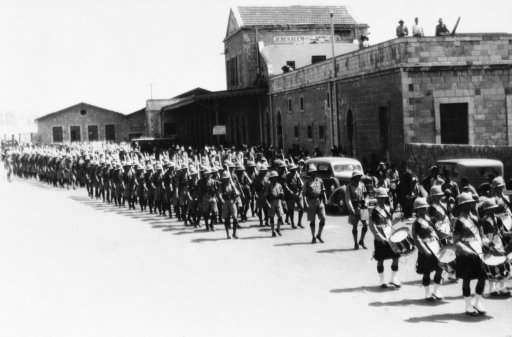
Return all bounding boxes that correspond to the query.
[273,34,342,45]
[212,125,226,135]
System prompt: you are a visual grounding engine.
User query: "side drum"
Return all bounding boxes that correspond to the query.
[483,254,511,281]
[389,227,415,256]
[438,245,457,274]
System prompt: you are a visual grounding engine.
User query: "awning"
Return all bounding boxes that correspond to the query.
[162,87,266,112]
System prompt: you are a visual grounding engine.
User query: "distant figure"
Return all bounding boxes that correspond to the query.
[359,34,370,49]
[436,18,450,36]
[412,17,424,37]
[396,20,409,38]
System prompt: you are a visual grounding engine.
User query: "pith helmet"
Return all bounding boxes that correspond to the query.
[492,176,505,188]
[413,197,429,210]
[429,185,444,197]
[457,192,476,206]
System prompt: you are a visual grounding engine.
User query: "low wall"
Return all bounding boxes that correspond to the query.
[405,143,512,180]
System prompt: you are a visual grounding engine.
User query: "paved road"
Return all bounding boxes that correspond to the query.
[0,173,511,337]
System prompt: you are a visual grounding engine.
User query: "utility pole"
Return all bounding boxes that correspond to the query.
[329,10,339,150]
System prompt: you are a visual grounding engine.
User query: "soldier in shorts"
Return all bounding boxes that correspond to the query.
[303,164,327,243]
[265,170,285,237]
[285,164,305,229]
[345,171,368,250]
[218,171,239,239]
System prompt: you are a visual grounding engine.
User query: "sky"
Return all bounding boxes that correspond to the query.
[0,0,511,127]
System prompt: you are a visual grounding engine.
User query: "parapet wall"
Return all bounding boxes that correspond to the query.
[270,33,512,93]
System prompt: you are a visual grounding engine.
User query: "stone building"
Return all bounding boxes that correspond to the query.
[35,102,144,144]
[160,5,367,146]
[269,33,512,163]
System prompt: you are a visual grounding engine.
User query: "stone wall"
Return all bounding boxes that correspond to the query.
[270,34,512,94]
[405,143,512,180]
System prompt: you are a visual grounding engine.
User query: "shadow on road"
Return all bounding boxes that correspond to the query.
[274,241,316,247]
[405,312,493,323]
[239,235,274,240]
[317,248,358,254]
[369,295,462,307]
[331,285,401,294]
[191,237,230,243]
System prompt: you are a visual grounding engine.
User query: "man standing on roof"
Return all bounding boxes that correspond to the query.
[396,19,409,38]
[436,18,450,36]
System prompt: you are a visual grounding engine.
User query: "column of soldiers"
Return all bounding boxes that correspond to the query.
[4,145,512,316]
[2,144,328,242]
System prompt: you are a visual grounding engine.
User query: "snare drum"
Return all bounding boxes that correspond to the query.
[482,254,511,281]
[389,227,415,256]
[438,245,457,274]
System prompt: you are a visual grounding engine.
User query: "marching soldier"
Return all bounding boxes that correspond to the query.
[253,163,269,227]
[218,171,240,239]
[369,187,401,288]
[285,164,304,229]
[265,170,285,237]
[453,193,487,316]
[411,197,444,301]
[303,164,326,243]
[345,171,368,250]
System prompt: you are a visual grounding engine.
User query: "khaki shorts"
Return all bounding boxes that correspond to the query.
[306,198,326,222]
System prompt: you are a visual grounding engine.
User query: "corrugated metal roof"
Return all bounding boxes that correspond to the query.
[235,6,358,26]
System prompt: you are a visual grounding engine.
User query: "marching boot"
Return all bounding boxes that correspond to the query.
[224,219,231,239]
[465,297,477,316]
[432,283,443,300]
[424,286,434,301]
[473,294,486,315]
[390,271,401,288]
[297,210,304,228]
[310,222,316,243]
[232,219,238,239]
[352,229,359,250]
[359,225,368,249]
[316,221,325,243]
[379,273,387,288]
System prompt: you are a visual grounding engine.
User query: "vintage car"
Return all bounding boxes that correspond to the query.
[436,158,504,189]
[304,157,364,214]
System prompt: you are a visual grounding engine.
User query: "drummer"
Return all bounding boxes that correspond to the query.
[428,185,453,246]
[478,198,511,298]
[411,198,444,301]
[369,187,401,288]
[453,193,487,316]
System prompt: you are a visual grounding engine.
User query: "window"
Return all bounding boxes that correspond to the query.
[105,124,116,142]
[318,125,325,141]
[311,55,327,64]
[440,103,469,144]
[88,125,98,141]
[307,125,313,139]
[163,122,177,137]
[378,107,389,152]
[294,125,299,138]
[326,92,331,108]
[52,126,63,143]
[299,96,304,111]
[227,56,239,87]
[286,60,296,70]
[80,109,87,116]
[288,98,293,113]
[70,126,81,142]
